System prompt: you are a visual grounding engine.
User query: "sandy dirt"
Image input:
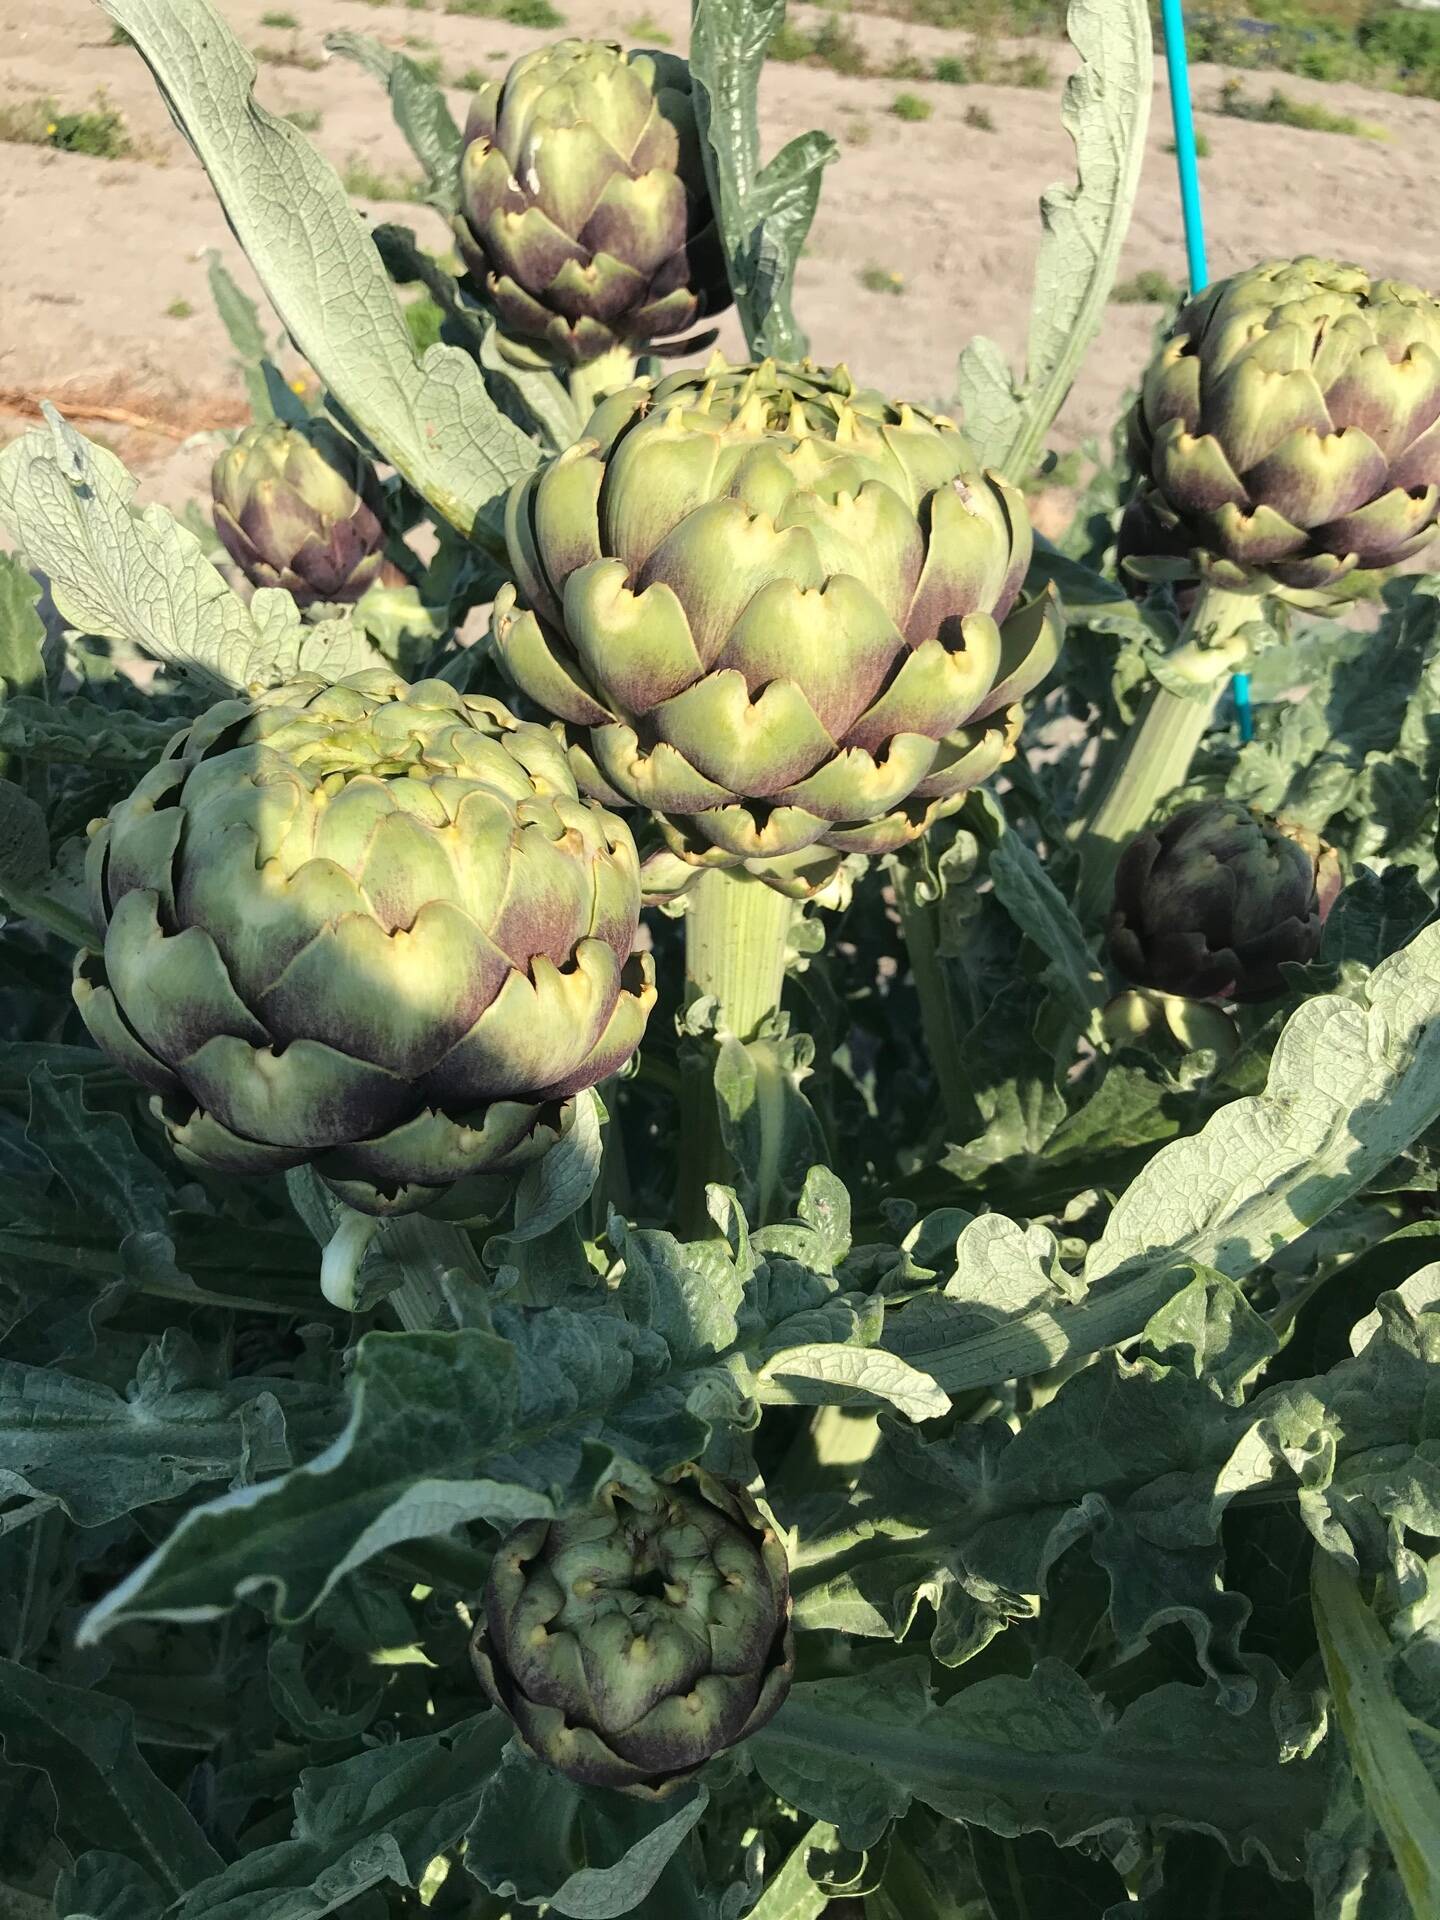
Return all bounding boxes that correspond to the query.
[2,0,1439,523]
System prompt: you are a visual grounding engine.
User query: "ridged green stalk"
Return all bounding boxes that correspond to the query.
[1074,584,1256,924]
[566,345,637,427]
[679,868,795,1233]
[892,851,972,1145]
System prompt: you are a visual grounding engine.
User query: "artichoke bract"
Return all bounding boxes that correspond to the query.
[213,419,403,607]
[456,41,728,366]
[1123,256,1440,600]
[473,1467,793,1796]
[1108,800,1340,1002]
[493,358,1061,896]
[73,672,655,1216]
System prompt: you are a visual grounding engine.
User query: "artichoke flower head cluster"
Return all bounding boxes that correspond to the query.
[1123,255,1440,602]
[495,356,1061,896]
[1108,799,1340,1003]
[73,673,655,1217]
[474,1466,794,1795]
[212,417,403,608]
[456,39,729,366]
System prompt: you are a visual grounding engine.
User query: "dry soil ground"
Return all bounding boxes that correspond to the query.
[2,0,1439,525]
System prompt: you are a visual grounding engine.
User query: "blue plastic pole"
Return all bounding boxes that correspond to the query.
[1157,0,1253,741]
[1159,0,1208,297]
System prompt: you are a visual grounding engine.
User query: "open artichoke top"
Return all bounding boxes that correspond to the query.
[494,357,1061,896]
[457,39,728,366]
[1123,255,1440,600]
[212,418,401,608]
[474,1466,793,1796]
[73,673,654,1216]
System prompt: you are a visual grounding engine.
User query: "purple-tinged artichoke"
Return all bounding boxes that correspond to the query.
[212,419,403,607]
[1108,799,1341,1001]
[455,40,728,366]
[1122,256,1440,601]
[473,1466,793,1796]
[73,672,654,1216]
[492,356,1061,897]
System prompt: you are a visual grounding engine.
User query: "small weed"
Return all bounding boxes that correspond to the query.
[407,52,443,79]
[886,47,929,79]
[286,107,323,132]
[768,22,810,59]
[441,0,568,28]
[769,17,868,74]
[933,55,967,82]
[624,11,673,44]
[452,65,487,90]
[840,111,872,145]
[964,102,995,131]
[260,8,298,26]
[890,91,933,121]
[1217,78,1384,137]
[1165,130,1211,158]
[254,39,323,71]
[859,264,906,296]
[166,297,195,319]
[0,92,136,159]
[405,0,430,9]
[404,295,445,353]
[341,154,426,200]
[1005,49,1051,87]
[1111,267,1183,305]
[403,32,436,48]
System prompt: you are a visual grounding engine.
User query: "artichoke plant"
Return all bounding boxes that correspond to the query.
[1122,256,1440,600]
[212,419,404,607]
[72,672,654,1216]
[473,1467,793,1795]
[493,357,1061,896]
[1108,799,1340,1002]
[455,41,728,367]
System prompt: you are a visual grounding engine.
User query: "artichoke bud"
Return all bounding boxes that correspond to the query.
[473,1465,794,1796]
[1122,255,1440,603]
[455,39,729,366]
[72,671,655,1216]
[492,355,1063,898]
[212,418,405,608]
[1107,799,1340,1003]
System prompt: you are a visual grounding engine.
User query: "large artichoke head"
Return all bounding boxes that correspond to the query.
[1108,799,1340,1002]
[212,419,402,608]
[493,358,1062,897]
[73,672,655,1216]
[456,40,728,366]
[1123,256,1440,601]
[473,1466,793,1796]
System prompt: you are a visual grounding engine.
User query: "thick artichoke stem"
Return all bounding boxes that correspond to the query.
[679,868,795,1233]
[1073,584,1257,925]
[566,346,638,428]
[892,851,972,1146]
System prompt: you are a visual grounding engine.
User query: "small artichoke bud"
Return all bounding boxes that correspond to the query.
[1122,256,1440,603]
[455,40,729,366]
[212,418,404,607]
[1107,799,1341,1003]
[472,1466,794,1796]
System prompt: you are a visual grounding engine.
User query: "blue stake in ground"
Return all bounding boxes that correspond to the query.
[1157,0,1254,743]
